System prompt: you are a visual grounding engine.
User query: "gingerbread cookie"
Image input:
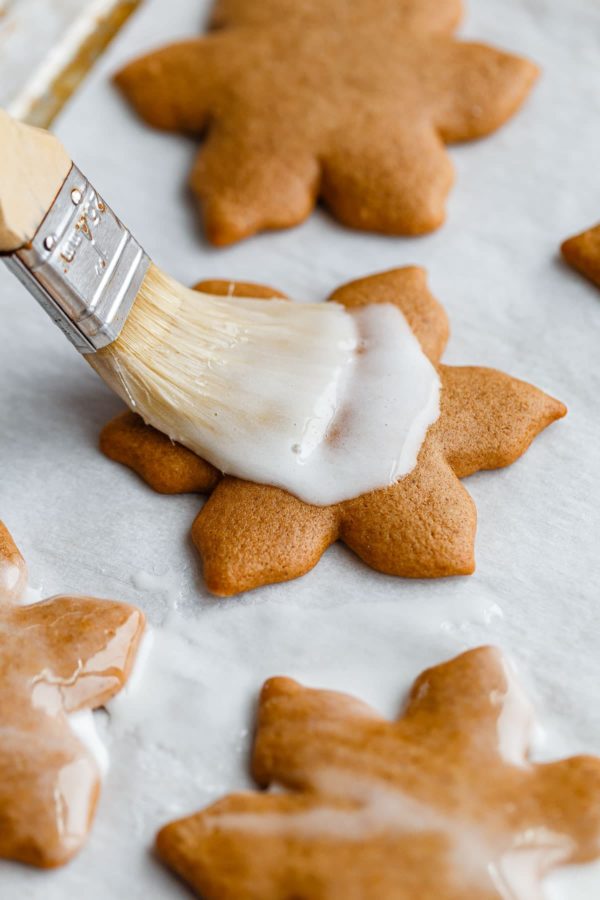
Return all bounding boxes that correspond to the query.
[0,521,145,868]
[156,646,600,898]
[561,223,600,289]
[115,0,538,245]
[100,268,565,597]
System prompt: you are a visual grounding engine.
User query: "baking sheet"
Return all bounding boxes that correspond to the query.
[1,0,600,896]
[0,0,139,125]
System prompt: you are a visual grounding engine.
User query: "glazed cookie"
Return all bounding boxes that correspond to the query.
[115,0,538,244]
[561,223,600,289]
[100,268,565,597]
[156,646,600,898]
[0,521,145,868]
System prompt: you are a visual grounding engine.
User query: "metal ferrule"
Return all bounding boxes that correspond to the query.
[4,164,149,353]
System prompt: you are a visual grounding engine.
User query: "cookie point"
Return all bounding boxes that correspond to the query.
[261,676,301,701]
[560,234,579,261]
[112,66,126,88]
[546,394,568,421]
[201,568,239,598]
[510,53,541,85]
[154,821,175,858]
[202,205,255,247]
[206,228,238,248]
[112,59,140,95]
[463,644,503,664]
[403,206,447,237]
[556,400,568,420]
[449,544,476,577]
[461,554,476,576]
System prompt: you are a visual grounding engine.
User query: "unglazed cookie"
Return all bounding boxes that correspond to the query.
[0,521,145,867]
[156,646,600,898]
[100,268,565,597]
[114,0,538,245]
[561,223,600,289]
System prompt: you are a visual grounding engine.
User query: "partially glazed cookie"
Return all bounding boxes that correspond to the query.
[561,223,600,289]
[156,646,600,898]
[0,521,145,867]
[100,268,565,597]
[115,0,538,244]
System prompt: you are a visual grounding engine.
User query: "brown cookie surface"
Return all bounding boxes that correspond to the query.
[0,522,145,868]
[115,0,538,245]
[156,646,600,898]
[100,269,565,597]
[561,223,600,289]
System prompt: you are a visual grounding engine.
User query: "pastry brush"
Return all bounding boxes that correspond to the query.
[0,110,440,505]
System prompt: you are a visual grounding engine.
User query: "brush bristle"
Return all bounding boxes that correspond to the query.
[90,263,356,475]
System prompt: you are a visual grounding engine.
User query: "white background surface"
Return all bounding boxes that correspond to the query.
[1,0,599,896]
[0,0,121,113]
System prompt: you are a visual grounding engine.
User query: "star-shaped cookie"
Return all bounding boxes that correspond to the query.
[100,268,565,597]
[115,0,538,244]
[156,646,600,898]
[561,223,600,290]
[0,521,145,868]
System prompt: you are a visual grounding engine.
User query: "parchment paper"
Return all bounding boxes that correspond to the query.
[0,0,599,896]
[0,0,131,121]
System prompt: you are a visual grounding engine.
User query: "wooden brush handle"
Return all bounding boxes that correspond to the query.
[0,109,72,253]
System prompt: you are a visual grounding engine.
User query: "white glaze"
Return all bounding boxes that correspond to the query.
[0,560,24,598]
[13,579,150,780]
[53,754,98,843]
[210,767,573,899]
[93,268,441,505]
[545,859,600,899]
[105,626,155,724]
[64,626,153,777]
[132,569,181,610]
[17,581,44,605]
[103,625,179,737]
[68,709,109,777]
[492,656,535,768]
[217,770,465,841]
[489,834,574,900]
